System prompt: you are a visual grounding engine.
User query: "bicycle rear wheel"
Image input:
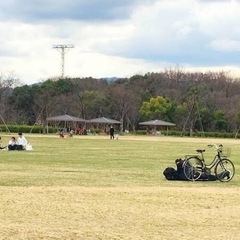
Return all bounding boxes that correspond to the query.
[183,157,203,181]
[215,158,235,182]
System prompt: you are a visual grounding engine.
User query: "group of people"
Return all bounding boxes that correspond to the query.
[58,127,88,138]
[0,133,28,151]
[58,125,117,139]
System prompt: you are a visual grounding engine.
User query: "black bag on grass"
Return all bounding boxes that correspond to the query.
[163,167,179,180]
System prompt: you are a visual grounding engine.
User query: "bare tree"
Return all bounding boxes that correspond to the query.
[108,84,140,131]
[0,71,20,121]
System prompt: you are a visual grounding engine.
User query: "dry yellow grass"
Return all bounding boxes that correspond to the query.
[1,186,240,239]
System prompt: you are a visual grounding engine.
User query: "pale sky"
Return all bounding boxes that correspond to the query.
[0,0,240,85]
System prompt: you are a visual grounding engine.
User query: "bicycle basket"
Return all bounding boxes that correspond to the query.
[220,147,231,157]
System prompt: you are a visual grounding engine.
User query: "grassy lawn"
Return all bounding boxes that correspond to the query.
[0,134,239,239]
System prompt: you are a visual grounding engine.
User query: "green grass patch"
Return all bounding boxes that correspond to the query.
[1,134,239,187]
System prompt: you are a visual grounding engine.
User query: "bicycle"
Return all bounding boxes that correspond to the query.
[183,144,235,182]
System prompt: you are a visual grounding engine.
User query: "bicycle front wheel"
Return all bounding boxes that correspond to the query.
[183,157,203,181]
[215,158,235,182]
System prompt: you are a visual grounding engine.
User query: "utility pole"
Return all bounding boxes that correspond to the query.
[52,44,74,78]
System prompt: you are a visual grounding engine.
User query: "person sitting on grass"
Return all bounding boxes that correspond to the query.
[59,128,64,138]
[8,137,18,150]
[69,129,74,137]
[0,137,7,150]
[17,132,28,150]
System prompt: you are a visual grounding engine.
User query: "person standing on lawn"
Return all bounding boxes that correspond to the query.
[109,125,115,140]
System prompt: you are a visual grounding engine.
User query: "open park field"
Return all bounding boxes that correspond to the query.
[0,133,240,239]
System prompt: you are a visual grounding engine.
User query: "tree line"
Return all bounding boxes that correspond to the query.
[1,69,240,134]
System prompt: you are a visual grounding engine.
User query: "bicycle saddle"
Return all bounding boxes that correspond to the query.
[196,149,205,153]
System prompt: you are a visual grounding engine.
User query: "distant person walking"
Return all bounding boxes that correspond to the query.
[109,125,115,140]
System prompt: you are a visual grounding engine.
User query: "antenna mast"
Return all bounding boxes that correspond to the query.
[52,44,74,78]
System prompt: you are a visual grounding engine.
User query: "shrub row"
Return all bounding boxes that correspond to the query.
[134,129,239,138]
[0,124,56,134]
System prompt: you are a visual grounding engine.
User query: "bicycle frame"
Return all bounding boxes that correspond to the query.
[202,154,220,173]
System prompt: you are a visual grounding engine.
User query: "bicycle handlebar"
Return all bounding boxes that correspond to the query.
[208,143,223,150]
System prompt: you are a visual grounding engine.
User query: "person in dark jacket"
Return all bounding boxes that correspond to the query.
[109,125,114,140]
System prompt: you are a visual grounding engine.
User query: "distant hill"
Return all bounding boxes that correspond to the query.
[103,77,118,82]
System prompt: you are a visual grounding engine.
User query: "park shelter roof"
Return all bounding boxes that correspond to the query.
[89,117,121,124]
[46,114,85,122]
[139,119,176,126]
